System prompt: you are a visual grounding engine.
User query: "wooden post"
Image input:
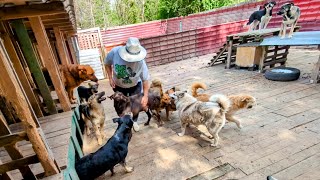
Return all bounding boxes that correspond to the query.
[259,46,267,73]
[29,17,71,112]
[0,22,43,118]
[0,39,60,176]
[67,36,77,64]
[10,19,57,114]
[53,27,70,65]
[226,37,233,69]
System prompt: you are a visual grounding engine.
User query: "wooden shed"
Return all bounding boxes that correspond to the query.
[0,0,83,179]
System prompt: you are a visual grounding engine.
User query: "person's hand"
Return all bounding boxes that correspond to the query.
[141,95,148,110]
[109,78,116,88]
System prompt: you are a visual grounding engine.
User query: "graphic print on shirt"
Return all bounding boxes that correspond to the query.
[115,64,136,84]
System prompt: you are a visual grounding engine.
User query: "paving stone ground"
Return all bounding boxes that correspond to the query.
[83,48,320,180]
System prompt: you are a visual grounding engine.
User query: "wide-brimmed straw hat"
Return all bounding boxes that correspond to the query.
[118,37,147,62]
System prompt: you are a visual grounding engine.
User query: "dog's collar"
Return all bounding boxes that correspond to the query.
[181,101,197,112]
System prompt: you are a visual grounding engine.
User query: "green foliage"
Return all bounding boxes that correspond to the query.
[75,0,249,29]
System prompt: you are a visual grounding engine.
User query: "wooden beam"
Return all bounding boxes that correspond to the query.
[53,27,70,65]
[0,22,43,118]
[0,132,28,147]
[67,36,77,64]
[29,17,71,111]
[41,14,69,21]
[11,19,57,114]
[0,37,60,176]
[0,2,65,20]
[0,155,39,174]
[0,105,36,179]
[0,159,13,180]
[43,19,71,25]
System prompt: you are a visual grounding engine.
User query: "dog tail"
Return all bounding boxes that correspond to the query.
[151,79,163,88]
[191,82,207,97]
[209,94,230,113]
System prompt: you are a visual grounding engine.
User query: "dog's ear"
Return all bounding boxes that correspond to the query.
[78,65,87,74]
[113,118,120,123]
[241,97,248,102]
[264,3,269,7]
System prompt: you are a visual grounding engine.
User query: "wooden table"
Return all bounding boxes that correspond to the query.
[209,27,300,68]
[260,31,320,83]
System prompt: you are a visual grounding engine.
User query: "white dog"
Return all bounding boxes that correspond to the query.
[170,91,230,146]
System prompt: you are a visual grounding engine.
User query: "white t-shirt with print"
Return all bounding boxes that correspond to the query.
[104,46,150,88]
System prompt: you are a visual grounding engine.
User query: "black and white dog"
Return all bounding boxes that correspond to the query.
[75,113,134,179]
[277,2,300,39]
[247,1,277,31]
[77,83,99,103]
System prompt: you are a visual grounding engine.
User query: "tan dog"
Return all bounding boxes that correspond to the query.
[191,82,256,128]
[171,92,230,146]
[191,82,210,102]
[149,79,172,125]
[60,64,98,103]
[80,91,106,145]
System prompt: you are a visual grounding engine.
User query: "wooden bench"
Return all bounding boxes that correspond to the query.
[0,110,83,179]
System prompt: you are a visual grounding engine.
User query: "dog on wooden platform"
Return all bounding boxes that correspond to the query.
[60,64,98,103]
[170,91,230,146]
[277,2,300,39]
[75,113,134,179]
[80,91,106,145]
[77,83,99,103]
[190,82,256,128]
[246,1,276,31]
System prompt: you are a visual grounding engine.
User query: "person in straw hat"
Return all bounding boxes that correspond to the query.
[104,37,150,131]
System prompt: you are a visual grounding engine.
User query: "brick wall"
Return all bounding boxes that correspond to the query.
[140,30,197,66]
[139,20,247,67]
[100,20,167,46]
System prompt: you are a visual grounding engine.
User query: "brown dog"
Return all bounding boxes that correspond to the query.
[149,79,172,125]
[108,91,161,131]
[190,82,256,128]
[60,64,98,103]
[164,87,178,121]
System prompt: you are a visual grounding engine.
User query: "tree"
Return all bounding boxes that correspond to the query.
[75,0,249,29]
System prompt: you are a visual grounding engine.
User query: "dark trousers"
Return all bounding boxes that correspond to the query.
[113,82,142,122]
[113,81,142,97]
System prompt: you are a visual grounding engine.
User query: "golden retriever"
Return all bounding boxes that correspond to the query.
[60,64,98,103]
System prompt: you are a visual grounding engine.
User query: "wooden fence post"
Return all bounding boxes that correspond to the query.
[53,27,70,65]
[10,19,57,114]
[29,16,71,112]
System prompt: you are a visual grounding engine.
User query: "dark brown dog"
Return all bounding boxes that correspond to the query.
[60,64,98,103]
[108,91,161,128]
[164,87,178,121]
[149,80,172,125]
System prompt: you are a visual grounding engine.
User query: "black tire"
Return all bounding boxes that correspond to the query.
[264,67,300,81]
